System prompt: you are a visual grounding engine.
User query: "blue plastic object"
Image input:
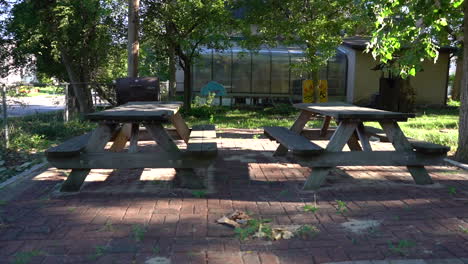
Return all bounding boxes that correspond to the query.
[200,81,227,96]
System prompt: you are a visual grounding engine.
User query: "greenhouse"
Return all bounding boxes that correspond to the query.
[188,46,348,101]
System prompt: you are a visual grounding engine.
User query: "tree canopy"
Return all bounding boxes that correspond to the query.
[6,0,128,112]
[240,0,369,73]
[140,0,238,109]
[367,0,463,77]
[366,0,467,162]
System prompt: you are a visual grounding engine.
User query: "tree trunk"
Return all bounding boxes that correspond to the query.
[455,2,468,162]
[127,0,139,78]
[61,51,92,114]
[183,59,192,111]
[453,55,462,101]
[168,45,177,98]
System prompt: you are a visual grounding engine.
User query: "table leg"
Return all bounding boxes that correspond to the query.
[303,120,358,190]
[110,123,131,152]
[61,123,117,192]
[347,132,362,151]
[320,116,332,137]
[274,111,313,156]
[379,121,433,184]
[128,123,140,153]
[144,123,204,188]
[170,112,190,143]
[356,122,372,151]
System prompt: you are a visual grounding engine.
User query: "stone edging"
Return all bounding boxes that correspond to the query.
[0,161,49,190]
[445,158,468,171]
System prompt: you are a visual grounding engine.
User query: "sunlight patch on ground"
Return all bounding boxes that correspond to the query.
[145,257,171,264]
[32,168,66,181]
[341,219,381,234]
[140,168,175,181]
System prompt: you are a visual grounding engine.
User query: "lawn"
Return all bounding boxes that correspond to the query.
[7,85,64,97]
[0,111,95,183]
[0,100,460,184]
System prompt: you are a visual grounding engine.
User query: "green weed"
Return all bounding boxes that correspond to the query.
[388,240,415,255]
[295,224,319,239]
[335,200,347,215]
[234,218,273,240]
[152,246,160,254]
[303,204,319,213]
[192,190,207,198]
[132,225,147,242]
[0,200,7,206]
[278,190,289,197]
[209,114,215,124]
[459,225,468,234]
[88,245,106,261]
[448,186,457,195]
[252,134,260,139]
[13,250,44,264]
[100,222,115,232]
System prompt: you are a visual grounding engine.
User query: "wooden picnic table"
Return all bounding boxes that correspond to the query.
[265,102,449,190]
[46,101,217,192]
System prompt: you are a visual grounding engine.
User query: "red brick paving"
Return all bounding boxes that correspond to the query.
[1,129,468,263]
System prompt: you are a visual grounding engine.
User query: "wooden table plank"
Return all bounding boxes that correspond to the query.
[265,126,323,155]
[294,102,415,121]
[87,101,183,122]
[273,110,313,156]
[48,152,213,169]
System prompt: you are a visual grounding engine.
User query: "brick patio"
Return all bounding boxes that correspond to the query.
[1,129,468,264]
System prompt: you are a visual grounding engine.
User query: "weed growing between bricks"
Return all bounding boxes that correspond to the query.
[388,240,416,256]
[12,250,44,264]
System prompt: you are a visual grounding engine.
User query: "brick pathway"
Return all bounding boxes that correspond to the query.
[1,129,468,264]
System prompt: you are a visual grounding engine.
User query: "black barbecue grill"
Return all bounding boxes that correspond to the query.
[115,77,160,105]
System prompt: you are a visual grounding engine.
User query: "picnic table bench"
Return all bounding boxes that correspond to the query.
[264,102,449,190]
[46,101,217,192]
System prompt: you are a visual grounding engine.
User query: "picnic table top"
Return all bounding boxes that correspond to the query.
[294,102,415,121]
[87,101,183,122]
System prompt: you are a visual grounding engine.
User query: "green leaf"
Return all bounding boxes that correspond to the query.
[453,0,464,8]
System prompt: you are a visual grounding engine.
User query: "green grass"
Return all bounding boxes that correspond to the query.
[0,111,95,183]
[7,86,64,97]
[364,104,459,154]
[182,104,323,129]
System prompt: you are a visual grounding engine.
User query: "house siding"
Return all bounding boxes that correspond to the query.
[352,50,449,106]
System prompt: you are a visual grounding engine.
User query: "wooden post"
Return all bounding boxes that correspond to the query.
[1,84,8,149]
[274,110,313,156]
[64,83,69,122]
[127,0,139,78]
